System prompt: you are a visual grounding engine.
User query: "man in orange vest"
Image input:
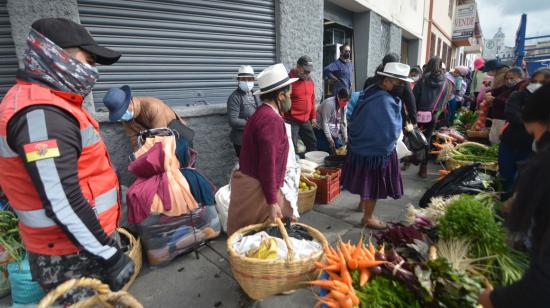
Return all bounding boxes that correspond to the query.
[0,18,133,304]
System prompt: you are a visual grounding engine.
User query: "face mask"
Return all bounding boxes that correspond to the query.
[279,94,292,113]
[411,76,419,82]
[507,79,519,87]
[526,82,542,93]
[23,28,99,98]
[342,51,351,59]
[119,110,134,121]
[239,81,254,92]
[298,72,311,80]
[338,99,348,108]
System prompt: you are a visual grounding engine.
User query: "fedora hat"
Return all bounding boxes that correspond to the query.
[103,85,132,121]
[254,63,298,95]
[377,62,413,83]
[235,65,255,79]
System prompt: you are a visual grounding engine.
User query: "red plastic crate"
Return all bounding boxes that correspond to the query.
[308,167,341,204]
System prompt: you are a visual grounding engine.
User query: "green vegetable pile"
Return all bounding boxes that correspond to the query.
[415,258,483,308]
[452,110,478,134]
[0,210,24,263]
[354,274,421,308]
[448,142,498,163]
[437,195,528,285]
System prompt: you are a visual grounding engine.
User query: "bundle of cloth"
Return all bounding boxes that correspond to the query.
[127,135,198,224]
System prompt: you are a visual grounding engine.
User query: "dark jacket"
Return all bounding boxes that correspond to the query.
[226,88,260,145]
[500,90,534,153]
[284,69,316,123]
[413,74,450,113]
[364,74,417,124]
[491,133,550,308]
[488,82,523,120]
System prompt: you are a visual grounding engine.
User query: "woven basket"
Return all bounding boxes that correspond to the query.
[445,157,498,172]
[117,228,142,291]
[227,218,328,300]
[297,176,317,214]
[37,278,143,308]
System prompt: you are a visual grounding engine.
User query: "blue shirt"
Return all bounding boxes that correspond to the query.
[323,59,353,96]
[346,91,361,121]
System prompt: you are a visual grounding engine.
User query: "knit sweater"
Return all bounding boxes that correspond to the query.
[239,104,289,204]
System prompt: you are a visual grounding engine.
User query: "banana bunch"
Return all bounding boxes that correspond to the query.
[335,145,347,156]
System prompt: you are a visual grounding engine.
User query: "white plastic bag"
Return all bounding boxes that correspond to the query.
[214,184,231,233]
[397,131,413,159]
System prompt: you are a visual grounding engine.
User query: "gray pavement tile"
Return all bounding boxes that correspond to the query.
[298,210,354,245]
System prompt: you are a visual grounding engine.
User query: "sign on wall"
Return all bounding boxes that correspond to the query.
[452,3,476,40]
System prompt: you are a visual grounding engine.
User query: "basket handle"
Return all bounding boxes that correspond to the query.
[37,278,110,308]
[274,218,295,262]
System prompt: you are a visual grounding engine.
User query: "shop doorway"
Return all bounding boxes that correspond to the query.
[323,20,353,97]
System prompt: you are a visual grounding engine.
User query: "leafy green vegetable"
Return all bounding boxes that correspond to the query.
[416,258,483,308]
[436,195,528,285]
[0,210,24,263]
[457,111,478,127]
[355,275,422,308]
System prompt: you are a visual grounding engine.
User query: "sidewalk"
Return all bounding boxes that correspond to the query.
[0,164,438,307]
[126,164,438,308]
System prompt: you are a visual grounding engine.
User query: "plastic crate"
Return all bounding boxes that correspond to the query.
[307,167,341,204]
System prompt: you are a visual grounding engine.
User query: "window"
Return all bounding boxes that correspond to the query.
[448,0,454,18]
[437,38,442,58]
[447,46,452,68]
[442,44,448,65]
[430,33,436,58]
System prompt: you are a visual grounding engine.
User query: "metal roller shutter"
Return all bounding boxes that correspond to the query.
[0,0,18,100]
[78,0,276,108]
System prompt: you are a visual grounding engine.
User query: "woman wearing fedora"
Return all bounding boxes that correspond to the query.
[341,62,410,229]
[103,85,194,153]
[226,63,298,236]
[226,65,260,157]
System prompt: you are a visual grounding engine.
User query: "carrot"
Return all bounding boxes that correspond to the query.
[438,170,450,175]
[323,264,341,272]
[314,298,339,308]
[332,280,350,294]
[368,240,376,255]
[314,261,325,269]
[363,247,374,260]
[337,250,352,287]
[349,289,360,306]
[433,142,445,149]
[359,268,371,287]
[341,297,353,308]
[357,237,364,250]
[327,271,341,281]
[347,258,358,270]
[309,280,336,289]
[357,259,387,269]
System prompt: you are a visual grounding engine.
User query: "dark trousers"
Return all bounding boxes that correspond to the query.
[286,119,317,154]
[498,143,531,200]
[233,144,241,157]
[418,118,437,165]
[313,128,342,153]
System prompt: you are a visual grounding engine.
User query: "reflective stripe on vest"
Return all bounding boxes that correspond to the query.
[13,187,118,228]
[0,136,17,158]
[0,125,100,158]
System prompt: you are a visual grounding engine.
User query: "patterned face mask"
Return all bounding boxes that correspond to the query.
[23,28,99,98]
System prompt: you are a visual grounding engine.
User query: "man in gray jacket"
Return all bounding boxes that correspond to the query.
[227,65,260,156]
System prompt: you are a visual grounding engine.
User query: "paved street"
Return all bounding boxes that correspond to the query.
[126,164,439,308]
[0,164,439,308]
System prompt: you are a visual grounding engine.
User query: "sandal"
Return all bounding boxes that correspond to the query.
[362,218,388,230]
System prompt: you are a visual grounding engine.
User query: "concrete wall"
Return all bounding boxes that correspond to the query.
[276,0,324,101]
[353,10,402,88]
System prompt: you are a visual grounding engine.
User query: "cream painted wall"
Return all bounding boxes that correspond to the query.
[354,0,426,38]
[432,0,454,38]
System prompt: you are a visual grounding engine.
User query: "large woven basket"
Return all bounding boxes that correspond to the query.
[37,278,143,308]
[227,219,328,300]
[117,228,142,291]
[297,176,317,214]
[445,157,498,172]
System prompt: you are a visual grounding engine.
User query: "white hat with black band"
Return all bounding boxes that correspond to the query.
[254,63,299,95]
[235,65,255,79]
[377,62,414,83]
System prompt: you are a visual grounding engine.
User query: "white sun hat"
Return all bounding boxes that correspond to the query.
[377,62,414,83]
[235,65,255,79]
[253,63,299,95]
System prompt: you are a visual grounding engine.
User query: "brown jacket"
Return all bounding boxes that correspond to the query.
[123,96,183,150]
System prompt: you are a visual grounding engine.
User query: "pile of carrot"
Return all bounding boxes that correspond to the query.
[473,100,488,130]
[309,238,386,308]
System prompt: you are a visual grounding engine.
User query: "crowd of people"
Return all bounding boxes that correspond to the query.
[1,17,549,307]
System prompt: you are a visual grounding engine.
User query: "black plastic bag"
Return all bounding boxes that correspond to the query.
[419,163,495,208]
[405,127,428,152]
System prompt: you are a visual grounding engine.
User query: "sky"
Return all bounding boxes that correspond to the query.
[477,0,550,46]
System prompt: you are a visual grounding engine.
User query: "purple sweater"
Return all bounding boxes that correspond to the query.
[239,104,289,204]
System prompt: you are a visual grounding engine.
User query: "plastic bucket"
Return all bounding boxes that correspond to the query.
[7,256,44,305]
[304,151,329,166]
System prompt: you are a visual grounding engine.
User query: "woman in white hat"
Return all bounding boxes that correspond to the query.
[342,62,412,229]
[226,63,298,235]
[226,65,260,157]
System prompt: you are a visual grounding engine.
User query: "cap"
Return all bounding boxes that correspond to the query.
[31,18,121,65]
[482,59,509,73]
[297,55,313,72]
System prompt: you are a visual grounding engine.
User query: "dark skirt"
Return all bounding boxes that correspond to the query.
[341,150,404,201]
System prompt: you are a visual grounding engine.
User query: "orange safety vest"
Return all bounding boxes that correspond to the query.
[0,81,120,256]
